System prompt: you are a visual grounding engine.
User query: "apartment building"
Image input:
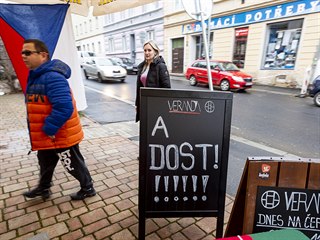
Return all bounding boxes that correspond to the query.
[72,10,105,56]
[72,2,164,64]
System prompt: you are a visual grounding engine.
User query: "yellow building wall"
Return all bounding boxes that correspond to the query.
[164,0,320,87]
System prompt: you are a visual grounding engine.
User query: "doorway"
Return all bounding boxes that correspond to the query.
[172,38,184,73]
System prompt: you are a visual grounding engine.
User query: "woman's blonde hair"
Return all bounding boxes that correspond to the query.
[144,40,160,59]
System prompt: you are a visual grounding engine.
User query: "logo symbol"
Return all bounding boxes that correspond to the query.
[261,190,280,209]
[261,164,271,173]
[204,101,215,113]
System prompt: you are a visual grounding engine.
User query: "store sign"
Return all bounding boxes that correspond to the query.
[254,186,320,240]
[182,0,320,34]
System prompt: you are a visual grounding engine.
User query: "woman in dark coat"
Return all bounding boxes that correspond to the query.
[135,40,171,122]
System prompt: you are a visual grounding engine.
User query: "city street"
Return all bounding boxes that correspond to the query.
[82,73,320,196]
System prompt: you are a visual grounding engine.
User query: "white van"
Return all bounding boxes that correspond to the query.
[77,51,96,66]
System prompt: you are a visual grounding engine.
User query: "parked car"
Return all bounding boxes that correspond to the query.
[77,51,96,67]
[132,59,143,75]
[110,57,136,74]
[307,75,320,107]
[185,59,253,91]
[82,57,127,83]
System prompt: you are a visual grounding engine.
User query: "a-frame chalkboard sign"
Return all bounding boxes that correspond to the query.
[139,88,233,239]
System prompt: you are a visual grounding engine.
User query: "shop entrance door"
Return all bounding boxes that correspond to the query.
[172,38,184,73]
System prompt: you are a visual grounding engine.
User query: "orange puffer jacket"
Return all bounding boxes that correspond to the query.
[27,95,83,150]
[26,59,83,151]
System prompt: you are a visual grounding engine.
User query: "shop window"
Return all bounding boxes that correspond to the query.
[233,27,248,68]
[263,19,303,70]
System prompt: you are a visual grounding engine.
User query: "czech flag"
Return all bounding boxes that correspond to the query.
[0,3,87,110]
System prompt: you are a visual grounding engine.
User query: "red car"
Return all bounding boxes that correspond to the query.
[185,60,253,91]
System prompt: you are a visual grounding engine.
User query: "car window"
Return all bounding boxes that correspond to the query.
[198,61,206,69]
[112,58,122,64]
[95,58,114,66]
[192,62,199,67]
[121,58,133,64]
[220,62,239,71]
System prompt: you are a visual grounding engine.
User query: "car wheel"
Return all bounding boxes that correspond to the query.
[121,78,125,83]
[220,79,230,91]
[97,73,103,83]
[83,70,88,79]
[189,75,198,86]
[314,92,320,107]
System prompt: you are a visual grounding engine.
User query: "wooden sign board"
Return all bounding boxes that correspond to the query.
[225,157,320,239]
[139,88,233,240]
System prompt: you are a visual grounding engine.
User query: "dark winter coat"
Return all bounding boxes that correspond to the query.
[26,59,83,150]
[135,56,171,122]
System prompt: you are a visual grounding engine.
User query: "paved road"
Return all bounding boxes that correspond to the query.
[82,73,320,196]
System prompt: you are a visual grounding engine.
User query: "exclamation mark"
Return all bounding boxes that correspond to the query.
[202,175,209,201]
[214,144,219,169]
[182,175,188,192]
[173,176,179,202]
[154,175,161,203]
[164,176,169,202]
[182,176,188,201]
[164,176,169,192]
[155,175,161,192]
[192,175,198,201]
[173,176,179,192]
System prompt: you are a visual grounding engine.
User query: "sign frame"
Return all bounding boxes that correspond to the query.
[138,88,233,239]
[225,157,320,239]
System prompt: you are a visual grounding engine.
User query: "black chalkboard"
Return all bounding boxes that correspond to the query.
[254,186,320,239]
[139,88,233,239]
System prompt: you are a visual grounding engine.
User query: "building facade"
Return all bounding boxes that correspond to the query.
[164,0,320,87]
[102,1,164,63]
[72,11,105,56]
[72,2,164,64]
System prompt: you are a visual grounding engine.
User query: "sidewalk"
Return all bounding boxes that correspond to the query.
[0,93,234,240]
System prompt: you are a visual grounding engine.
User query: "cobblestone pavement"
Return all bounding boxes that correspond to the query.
[0,93,234,240]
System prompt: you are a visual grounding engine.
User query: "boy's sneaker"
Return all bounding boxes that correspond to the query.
[70,187,96,200]
[23,187,51,199]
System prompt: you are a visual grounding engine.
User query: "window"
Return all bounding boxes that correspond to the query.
[122,35,127,51]
[233,27,248,68]
[95,17,99,29]
[79,24,83,34]
[108,14,115,23]
[108,38,114,52]
[84,22,87,33]
[98,41,102,53]
[92,43,95,53]
[120,11,126,20]
[263,19,303,70]
[174,0,183,11]
[89,19,92,31]
[147,30,155,41]
[195,34,213,59]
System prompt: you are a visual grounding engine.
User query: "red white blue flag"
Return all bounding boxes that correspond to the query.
[0,3,87,110]
[0,4,69,93]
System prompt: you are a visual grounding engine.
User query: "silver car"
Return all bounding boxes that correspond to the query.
[82,57,127,83]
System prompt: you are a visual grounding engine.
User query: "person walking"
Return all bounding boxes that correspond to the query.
[135,40,171,122]
[21,39,96,200]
